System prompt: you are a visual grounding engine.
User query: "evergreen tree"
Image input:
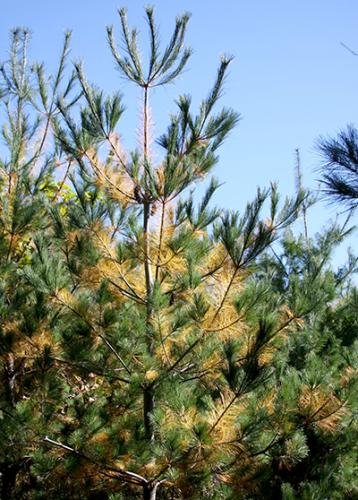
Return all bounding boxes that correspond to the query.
[318,125,358,211]
[1,8,357,500]
[0,28,78,498]
[253,222,358,499]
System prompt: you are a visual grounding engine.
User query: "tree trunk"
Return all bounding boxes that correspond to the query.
[3,354,16,406]
[143,385,154,441]
[143,481,163,500]
[143,483,151,500]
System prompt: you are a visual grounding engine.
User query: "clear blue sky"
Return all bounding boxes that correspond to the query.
[1,0,358,265]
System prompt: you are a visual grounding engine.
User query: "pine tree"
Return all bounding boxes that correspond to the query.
[318,125,358,211]
[12,8,302,499]
[253,221,358,499]
[0,28,78,498]
[1,8,356,500]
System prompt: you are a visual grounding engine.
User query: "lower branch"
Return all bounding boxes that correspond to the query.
[42,436,146,487]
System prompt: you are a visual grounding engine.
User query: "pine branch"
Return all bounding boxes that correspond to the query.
[42,437,147,486]
[98,333,132,375]
[51,356,130,383]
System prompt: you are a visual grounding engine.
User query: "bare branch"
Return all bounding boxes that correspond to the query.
[340,41,358,57]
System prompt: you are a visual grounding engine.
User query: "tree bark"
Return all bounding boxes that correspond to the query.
[143,480,165,500]
[143,483,151,500]
[143,385,154,441]
[3,354,16,406]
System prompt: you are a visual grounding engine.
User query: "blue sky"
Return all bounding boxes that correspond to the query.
[1,0,358,266]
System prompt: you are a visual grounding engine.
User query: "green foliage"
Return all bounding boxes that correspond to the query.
[318,125,358,211]
[0,8,357,500]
